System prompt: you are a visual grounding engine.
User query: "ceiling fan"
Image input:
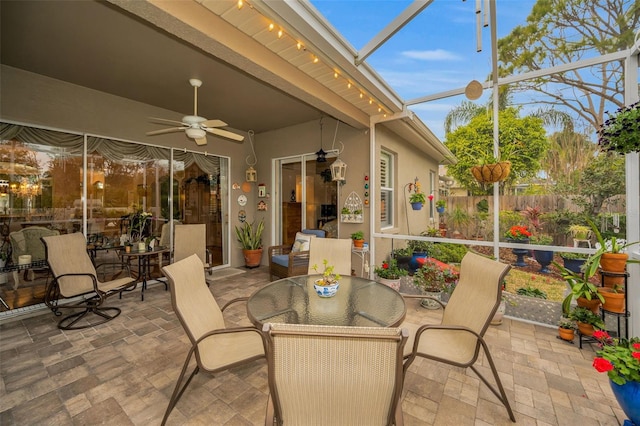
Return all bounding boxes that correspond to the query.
[146,78,245,146]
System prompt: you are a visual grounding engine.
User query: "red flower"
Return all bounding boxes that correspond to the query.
[633,343,640,350]
[633,352,640,361]
[593,330,610,340]
[593,358,614,372]
[382,262,389,269]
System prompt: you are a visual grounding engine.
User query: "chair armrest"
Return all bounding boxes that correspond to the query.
[268,245,292,257]
[195,325,263,344]
[400,293,447,309]
[221,296,249,312]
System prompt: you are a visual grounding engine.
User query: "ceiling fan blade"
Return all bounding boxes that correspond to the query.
[201,119,227,128]
[146,127,187,136]
[148,117,186,126]
[195,137,208,146]
[205,127,245,142]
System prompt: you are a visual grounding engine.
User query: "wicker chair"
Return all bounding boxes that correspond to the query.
[42,232,136,330]
[161,254,264,425]
[268,229,325,281]
[263,322,407,426]
[307,237,352,276]
[402,251,515,422]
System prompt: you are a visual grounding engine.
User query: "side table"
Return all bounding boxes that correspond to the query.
[351,245,369,277]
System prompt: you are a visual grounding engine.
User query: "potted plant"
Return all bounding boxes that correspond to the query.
[592,330,640,425]
[530,234,554,273]
[435,199,446,214]
[408,179,425,210]
[391,247,412,272]
[599,284,626,314]
[559,251,589,274]
[311,259,341,297]
[234,219,264,268]
[407,237,432,274]
[340,207,352,222]
[555,261,604,315]
[350,231,365,248]
[558,316,576,342]
[568,224,591,241]
[585,218,639,288]
[413,258,458,309]
[470,154,512,183]
[449,206,470,238]
[374,259,408,291]
[598,101,640,154]
[568,306,605,336]
[505,225,532,267]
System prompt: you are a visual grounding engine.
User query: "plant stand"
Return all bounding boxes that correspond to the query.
[600,270,629,340]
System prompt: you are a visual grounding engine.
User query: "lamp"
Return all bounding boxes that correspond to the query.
[245,166,257,182]
[329,120,346,182]
[245,130,258,182]
[330,158,347,182]
[186,128,206,139]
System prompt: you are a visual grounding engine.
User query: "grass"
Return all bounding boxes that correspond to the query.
[503,269,567,302]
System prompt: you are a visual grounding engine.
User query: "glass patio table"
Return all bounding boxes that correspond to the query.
[246,275,406,327]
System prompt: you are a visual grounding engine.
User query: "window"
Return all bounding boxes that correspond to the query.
[380,151,394,228]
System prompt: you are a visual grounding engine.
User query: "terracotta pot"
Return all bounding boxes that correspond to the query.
[242,248,263,268]
[558,327,575,342]
[470,161,511,183]
[353,239,364,248]
[599,287,625,313]
[576,296,601,313]
[600,253,628,288]
[577,321,595,336]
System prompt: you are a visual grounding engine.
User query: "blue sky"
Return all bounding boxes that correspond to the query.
[310,0,539,140]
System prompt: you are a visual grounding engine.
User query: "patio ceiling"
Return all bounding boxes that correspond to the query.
[0,0,433,141]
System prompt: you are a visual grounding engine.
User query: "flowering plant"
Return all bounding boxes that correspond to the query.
[408,179,425,204]
[598,102,640,154]
[592,330,640,385]
[413,258,459,293]
[311,259,341,285]
[374,259,408,280]
[505,225,531,241]
[127,209,152,242]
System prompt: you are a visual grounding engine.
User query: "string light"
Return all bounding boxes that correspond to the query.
[235,0,389,116]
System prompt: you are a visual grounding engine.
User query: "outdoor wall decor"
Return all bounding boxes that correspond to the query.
[341,191,364,223]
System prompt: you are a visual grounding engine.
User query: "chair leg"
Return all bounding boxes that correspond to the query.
[57,297,121,330]
[161,347,200,426]
[470,338,516,422]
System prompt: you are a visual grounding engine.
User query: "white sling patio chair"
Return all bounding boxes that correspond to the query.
[263,322,408,426]
[402,251,516,422]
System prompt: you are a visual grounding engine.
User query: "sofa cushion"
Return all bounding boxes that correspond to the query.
[272,254,291,267]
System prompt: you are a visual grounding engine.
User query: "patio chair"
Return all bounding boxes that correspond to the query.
[402,251,516,422]
[268,229,325,281]
[307,237,352,276]
[41,232,136,330]
[160,254,264,426]
[174,224,212,275]
[263,322,407,426]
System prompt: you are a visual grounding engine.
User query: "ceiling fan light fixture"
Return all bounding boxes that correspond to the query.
[186,128,206,139]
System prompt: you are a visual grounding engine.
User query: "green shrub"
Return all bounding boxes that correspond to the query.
[516,285,548,299]
[429,243,467,264]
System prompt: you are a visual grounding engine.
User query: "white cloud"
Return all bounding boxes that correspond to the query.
[401,49,462,61]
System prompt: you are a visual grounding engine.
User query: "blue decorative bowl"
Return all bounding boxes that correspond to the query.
[314,280,339,297]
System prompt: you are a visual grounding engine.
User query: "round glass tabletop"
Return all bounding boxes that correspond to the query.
[247,275,406,327]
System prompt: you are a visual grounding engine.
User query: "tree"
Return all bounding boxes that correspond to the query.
[543,130,597,192]
[497,0,639,130]
[444,108,548,195]
[573,152,625,216]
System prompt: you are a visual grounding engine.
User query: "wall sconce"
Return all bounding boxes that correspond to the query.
[330,158,347,182]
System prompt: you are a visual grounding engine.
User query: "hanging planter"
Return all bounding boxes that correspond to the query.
[411,202,423,211]
[470,161,511,183]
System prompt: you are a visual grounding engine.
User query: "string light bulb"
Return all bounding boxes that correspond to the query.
[268,23,274,31]
[297,42,302,50]
[347,82,352,89]
[334,72,338,78]
[277,29,283,38]
[237,0,243,9]
[313,55,319,63]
